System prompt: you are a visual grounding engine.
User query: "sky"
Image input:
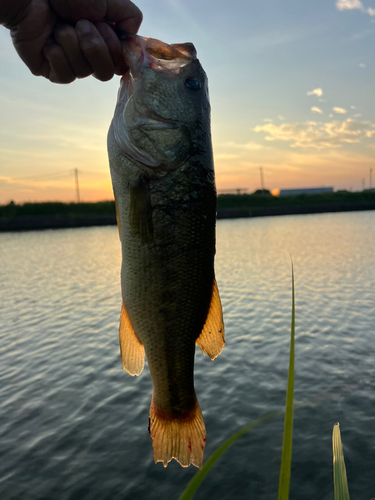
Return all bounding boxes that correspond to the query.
[0,0,374,204]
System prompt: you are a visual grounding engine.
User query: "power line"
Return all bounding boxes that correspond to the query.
[5,170,71,182]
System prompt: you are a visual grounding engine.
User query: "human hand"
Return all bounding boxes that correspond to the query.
[1,0,142,83]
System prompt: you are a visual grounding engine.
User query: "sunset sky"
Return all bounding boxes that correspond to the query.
[1,0,374,204]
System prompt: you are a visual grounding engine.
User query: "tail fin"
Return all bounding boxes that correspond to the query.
[148,396,206,468]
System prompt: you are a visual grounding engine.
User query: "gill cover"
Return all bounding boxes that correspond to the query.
[112,35,199,169]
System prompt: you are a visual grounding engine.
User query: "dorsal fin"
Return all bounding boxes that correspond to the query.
[196,278,225,360]
[119,303,145,376]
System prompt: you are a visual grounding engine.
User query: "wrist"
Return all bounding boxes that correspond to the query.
[0,0,32,28]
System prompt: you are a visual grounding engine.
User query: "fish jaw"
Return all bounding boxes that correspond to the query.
[122,34,195,77]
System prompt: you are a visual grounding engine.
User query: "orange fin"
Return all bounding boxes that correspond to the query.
[149,396,206,468]
[196,277,225,360]
[119,303,145,376]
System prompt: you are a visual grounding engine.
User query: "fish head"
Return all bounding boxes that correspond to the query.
[111,35,210,175]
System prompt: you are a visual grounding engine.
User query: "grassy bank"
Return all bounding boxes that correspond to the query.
[217,189,375,209]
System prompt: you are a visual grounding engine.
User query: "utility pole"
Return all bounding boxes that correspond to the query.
[260,166,265,193]
[74,168,80,203]
[370,168,373,190]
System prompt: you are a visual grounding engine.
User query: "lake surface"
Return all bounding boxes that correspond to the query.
[1,211,375,500]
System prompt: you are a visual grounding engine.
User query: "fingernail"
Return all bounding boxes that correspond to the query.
[76,20,91,35]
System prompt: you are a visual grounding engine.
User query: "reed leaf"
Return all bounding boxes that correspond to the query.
[179,266,297,500]
[278,263,295,500]
[332,423,350,500]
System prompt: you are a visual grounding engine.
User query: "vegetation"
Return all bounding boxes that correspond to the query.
[217,189,375,210]
[0,200,115,218]
[1,190,375,219]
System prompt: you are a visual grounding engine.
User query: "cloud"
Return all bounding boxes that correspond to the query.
[351,105,356,109]
[254,118,375,149]
[336,0,375,16]
[278,115,285,120]
[332,107,347,114]
[263,118,273,122]
[223,141,265,151]
[311,106,323,114]
[336,0,363,10]
[214,153,240,160]
[307,88,323,97]
[359,63,366,67]
[354,113,362,117]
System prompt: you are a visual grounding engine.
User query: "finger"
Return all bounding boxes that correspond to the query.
[54,24,93,79]
[76,20,115,82]
[43,40,76,84]
[106,0,143,33]
[9,7,56,77]
[95,22,128,76]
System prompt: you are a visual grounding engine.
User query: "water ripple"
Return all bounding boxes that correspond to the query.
[1,214,375,499]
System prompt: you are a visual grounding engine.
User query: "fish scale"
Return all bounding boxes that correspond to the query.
[108,34,225,468]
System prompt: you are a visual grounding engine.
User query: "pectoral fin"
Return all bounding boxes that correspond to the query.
[119,303,145,376]
[196,278,225,360]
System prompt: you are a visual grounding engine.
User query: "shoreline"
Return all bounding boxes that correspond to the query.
[1,201,375,232]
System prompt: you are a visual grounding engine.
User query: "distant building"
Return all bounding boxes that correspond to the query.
[278,187,334,197]
[218,188,248,194]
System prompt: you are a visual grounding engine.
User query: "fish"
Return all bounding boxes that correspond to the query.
[107,34,225,468]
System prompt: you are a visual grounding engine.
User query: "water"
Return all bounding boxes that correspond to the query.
[1,211,375,500]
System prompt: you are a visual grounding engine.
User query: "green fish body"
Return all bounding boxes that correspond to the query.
[107,35,224,468]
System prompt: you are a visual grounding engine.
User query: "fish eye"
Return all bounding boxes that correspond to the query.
[185,78,201,91]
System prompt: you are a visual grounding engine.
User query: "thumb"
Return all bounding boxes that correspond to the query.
[105,0,143,33]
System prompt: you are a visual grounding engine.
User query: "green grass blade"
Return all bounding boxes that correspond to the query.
[332,423,350,500]
[278,263,295,500]
[179,265,297,500]
[178,409,283,500]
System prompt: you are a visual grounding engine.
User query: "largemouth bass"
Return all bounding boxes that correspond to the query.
[107,34,224,468]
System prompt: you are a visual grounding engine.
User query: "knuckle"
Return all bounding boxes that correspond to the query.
[54,25,76,44]
[51,74,76,84]
[94,70,114,82]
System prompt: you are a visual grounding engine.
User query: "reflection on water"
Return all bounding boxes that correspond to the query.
[1,211,375,499]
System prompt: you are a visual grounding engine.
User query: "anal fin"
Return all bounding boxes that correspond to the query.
[119,303,145,376]
[196,277,225,360]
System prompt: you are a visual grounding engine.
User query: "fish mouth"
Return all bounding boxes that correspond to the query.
[120,33,196,76]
